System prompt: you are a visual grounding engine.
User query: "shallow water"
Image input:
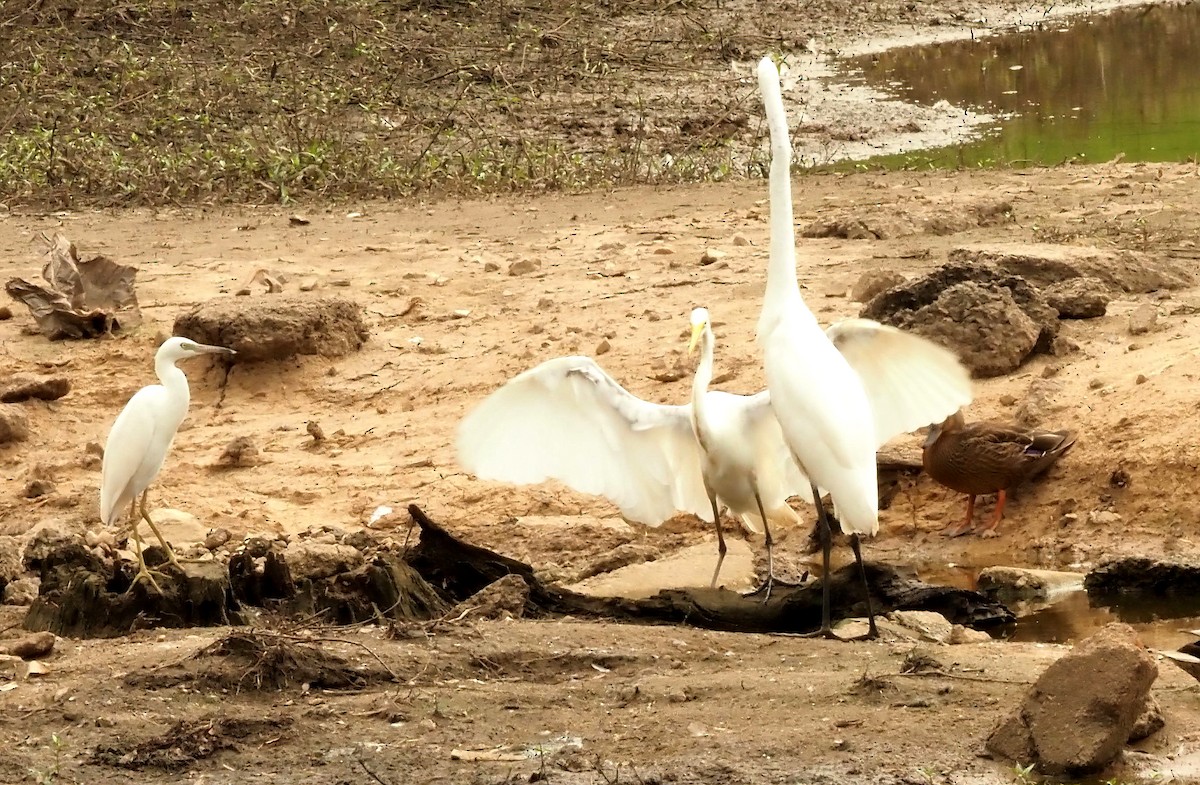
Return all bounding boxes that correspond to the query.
[916,561,1200,649]
[841,2,1200,167]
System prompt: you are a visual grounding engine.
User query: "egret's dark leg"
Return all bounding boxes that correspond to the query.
[849,533,878,640]
[752,487,776,603]
[139,491,183,567]
[800,482,838,639]
[125,498,164,595]
[707,491,727,589]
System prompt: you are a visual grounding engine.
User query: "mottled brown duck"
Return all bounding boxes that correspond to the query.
[922,410,1077,537]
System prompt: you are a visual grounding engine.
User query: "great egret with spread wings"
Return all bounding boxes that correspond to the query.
[100,336,235,592]
[755,55,973,639]
[458,308,818,592]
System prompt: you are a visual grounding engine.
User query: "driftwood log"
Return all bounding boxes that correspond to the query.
[406,505,1013,633]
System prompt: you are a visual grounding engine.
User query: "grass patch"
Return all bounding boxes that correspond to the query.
[0,0,814,207]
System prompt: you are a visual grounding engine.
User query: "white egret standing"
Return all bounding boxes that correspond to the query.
[100,336,235,591]
[456,309,812,592]
[755,55,973,638]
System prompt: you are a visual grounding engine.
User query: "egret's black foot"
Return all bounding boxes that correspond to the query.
[798,626,839,640]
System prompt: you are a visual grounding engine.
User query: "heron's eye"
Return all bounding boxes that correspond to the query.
[181,342,197,351]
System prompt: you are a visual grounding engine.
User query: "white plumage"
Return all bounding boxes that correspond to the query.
[100,336,235,591]
[456,317,812,548]
[755,55,973,636]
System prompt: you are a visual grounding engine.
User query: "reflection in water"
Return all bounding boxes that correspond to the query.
[842,3,1200,167]
[915,562,1200,649]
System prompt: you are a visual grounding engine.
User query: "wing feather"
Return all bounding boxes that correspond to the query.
[743,391,815,507]
[456,356,709,526]
[825,318,973,447]
[99,386,164,524]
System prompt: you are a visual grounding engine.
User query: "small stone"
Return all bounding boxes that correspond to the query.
[204,528,232,551]
[1128,696,1164,743]
[448,574,529,620]
[851,270,906,303]
[950,625,994,644]
[1041,364,1061,378]
[998,394,1017,406]
[7,632,55,660]
[426,273,448,287]
[1135,374,1147,385]
[22,660,49,678]
[330,278,351,287]
[3,577,39,606]
[483,261,500,272]
[732,234,751,247]
[1089,510,1122,526]
[1,376,71,403]
[507,259,540,276]
[595,339,611,356]
[699,248,727,266]
[1088,378,1105,390]
[1128,302,1158,335]
[887,610,953,644]
[0,405,29,444]
[652,246,675,255]
[22,479,54,498]
[217,436,260,468]
[298,277,319,292]
[288,214,310,226]
[0,305,11,320]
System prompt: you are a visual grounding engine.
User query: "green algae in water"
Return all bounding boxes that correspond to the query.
[839,2,1200,169]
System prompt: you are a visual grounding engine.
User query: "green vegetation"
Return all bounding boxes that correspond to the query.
[0,0,785,207]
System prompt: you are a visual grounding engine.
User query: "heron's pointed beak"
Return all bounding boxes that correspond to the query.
[197,343,236,356]
[687,323,705,356]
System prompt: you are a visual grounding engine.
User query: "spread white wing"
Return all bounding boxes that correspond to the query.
[456,356,711,526]
[825,318,973,447]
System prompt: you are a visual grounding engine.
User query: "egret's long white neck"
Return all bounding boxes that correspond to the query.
[155,352,191,417]
[756,57,817,337]
[691,325,715,407]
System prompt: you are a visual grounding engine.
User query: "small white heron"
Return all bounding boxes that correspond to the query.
[755,55,973,638]
[456,308,812,593]
[99,336,235,591]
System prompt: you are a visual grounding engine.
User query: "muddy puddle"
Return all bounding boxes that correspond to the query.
[917,561,1200,649]
[840,1,1200,167]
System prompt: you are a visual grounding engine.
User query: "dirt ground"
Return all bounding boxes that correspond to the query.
[5,0,1200,782]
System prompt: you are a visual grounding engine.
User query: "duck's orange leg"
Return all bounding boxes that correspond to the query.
[943,494,977,537]
[978,490,1008,538]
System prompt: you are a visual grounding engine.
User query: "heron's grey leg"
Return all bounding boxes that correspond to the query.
[707,490,727,589]
[139,491,182,567]
[800,481,838,640]
[849,533,878,640]
[751,487,776,603]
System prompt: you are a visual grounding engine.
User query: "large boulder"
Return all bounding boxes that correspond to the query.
[173,295,368,362]
[948,244,1191,292]
[1044,277,1110,319]
[861,263,1058,377]
[985,623,1159,776]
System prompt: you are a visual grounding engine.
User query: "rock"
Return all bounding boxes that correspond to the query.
[851,270,906,303]
[1084,557,1200,598]
[3,577,39,606]
[950,624,993,644]
[886,610,954,644]
[1044,278,1109,319]
[1128,303,1158,335]
[699,248,727,266]
[7,631,56,660]
[23,524,95,572]
[947,244,1192,293]
[449,574,529,620]
[1128,695,1164,743]
[0,535,22,584]
[173,295,369,362]
[801,215,914,240]
[860,263,1058,377]
[22,479,54,498]
[204,528,232,551]
[282,542,364,582]
[0,305,11,320]
[216,435,260,467]
[0,405,30,444]
[831,616,916,642]
[977,567,1084,602]
[1,376,71,403]
[732,234,751,247]
[985,623,1158,775]
[507,259,540,276]
[573,543,661,581]
[595,339,611,356]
